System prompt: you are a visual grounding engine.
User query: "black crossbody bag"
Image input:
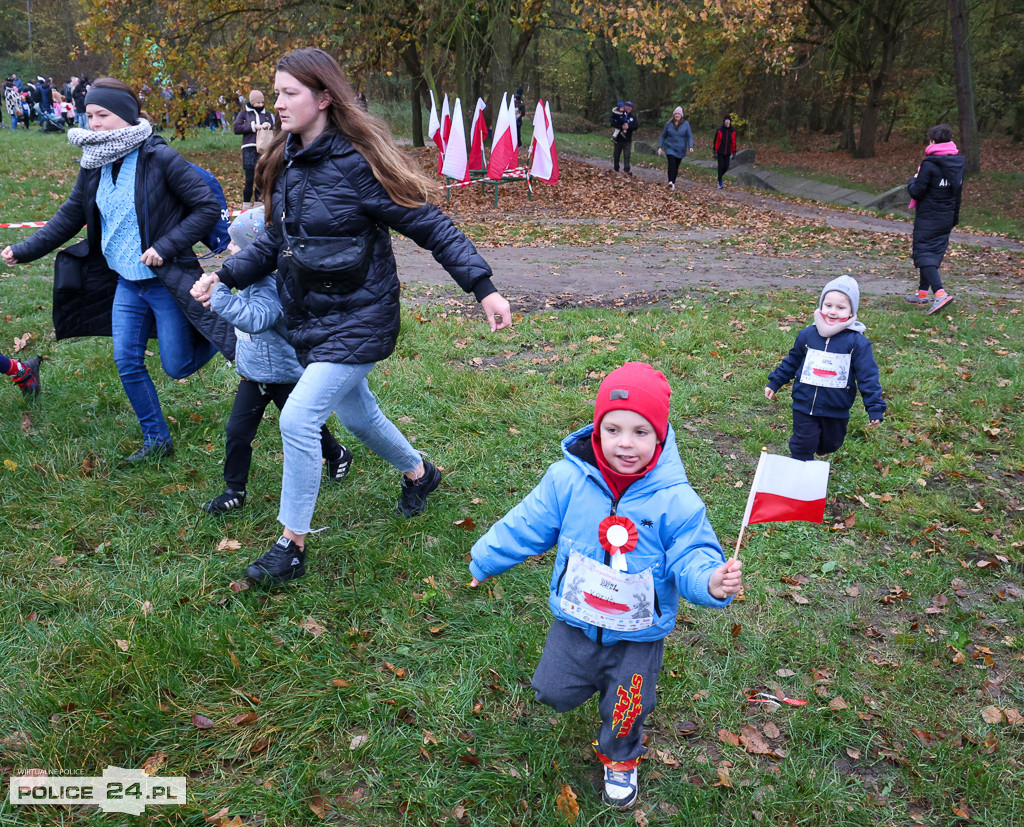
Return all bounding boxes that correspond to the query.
[280,176,376,296]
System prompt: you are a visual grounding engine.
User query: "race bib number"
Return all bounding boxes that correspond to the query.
[234,330,251,342]
[800,348,851,388]
[559,549,655,632]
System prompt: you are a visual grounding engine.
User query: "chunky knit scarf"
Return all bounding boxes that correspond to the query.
[814,308,865,338]
[67,120,153,169]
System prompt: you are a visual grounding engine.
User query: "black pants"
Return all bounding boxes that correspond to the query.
[717,153,731,184]
[613,141,632,172]
[789,410,849,461]
[242,146,258,202]
[224,378,341,491]
[666,154,682,184]
[918,265,944,293]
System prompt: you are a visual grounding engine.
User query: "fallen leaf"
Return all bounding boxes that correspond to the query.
[952,798,970,819]
[115,639,130,652]
[300,617,326,636]
[141,600,153,616]
[349,734,369,750]
[718,728,741,747]
[829,697,849,711]
[229,712,258,726]
[763,722,781,739]
[309,792,327,819]
[776,668,797,678]
[556,784,579,823]
[217,538,242,551]
[845,747,861,760]
[454,517,476,530]
[981,706,1005,725]
[142,753,167,776]
[191,714,214,729]
[713,765,733,788]
[229,580,249,593]
[331,678,351,688]
[739,724,774,755]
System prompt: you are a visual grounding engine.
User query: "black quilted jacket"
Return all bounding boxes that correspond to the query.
[11,134,235,360]
[217,129,496,365]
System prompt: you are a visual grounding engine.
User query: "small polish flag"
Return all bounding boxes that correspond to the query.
[740,451,830,528]
[468,98,488,170]
[544,100,559,184]
[440,97,469,182]
[427,91,442,153]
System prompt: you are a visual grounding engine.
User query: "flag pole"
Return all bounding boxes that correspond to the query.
[732,447,768,562]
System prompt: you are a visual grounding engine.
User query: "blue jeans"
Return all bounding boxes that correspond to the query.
[112,277,217,445]
[76,112,88,129]
[277,362,422,534]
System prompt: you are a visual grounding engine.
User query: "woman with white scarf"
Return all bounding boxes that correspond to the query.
[2,78,235,463]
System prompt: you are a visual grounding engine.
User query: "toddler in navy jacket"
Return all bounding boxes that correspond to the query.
[765,275,886,461]
[470,362,742,810]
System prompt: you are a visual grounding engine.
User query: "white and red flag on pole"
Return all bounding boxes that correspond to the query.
[440,97,469,182]
[742,451,830,527]
[486,92,515,180]
[544,100,559,184]
[427,91,442,153]
[468,98,488,171]
[530,100,557,184]
[436,94,452,174]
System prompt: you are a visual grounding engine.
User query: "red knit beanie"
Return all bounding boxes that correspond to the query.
[593,362,672,442]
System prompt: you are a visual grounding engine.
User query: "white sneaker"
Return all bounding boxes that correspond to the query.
[669,182,675,190]
[602,766,638,809]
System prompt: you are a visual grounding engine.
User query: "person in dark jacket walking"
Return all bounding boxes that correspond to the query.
[905,124,964,315]
[2,77,233,463]
[713,115,736,188]
[611,101,638,174]
[657,107,693,190]
[765,276,885,461]
[191,48,512,588]
[233,90,275,209]
[72,77,89,128]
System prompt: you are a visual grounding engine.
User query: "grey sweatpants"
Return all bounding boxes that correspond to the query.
[532,619,664,764]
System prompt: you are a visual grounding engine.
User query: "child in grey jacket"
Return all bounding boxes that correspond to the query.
[202,208,352,514]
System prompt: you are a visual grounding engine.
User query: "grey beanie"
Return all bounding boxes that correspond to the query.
[819,275,860,317]
[228,206,265,250]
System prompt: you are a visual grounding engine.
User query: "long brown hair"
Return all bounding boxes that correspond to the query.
[90,77,151,122]
[255,48,432,213]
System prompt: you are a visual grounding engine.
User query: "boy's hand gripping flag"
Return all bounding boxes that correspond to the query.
[732,450,830,559]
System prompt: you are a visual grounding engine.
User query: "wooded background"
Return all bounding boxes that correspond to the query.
[2,0,1022,171]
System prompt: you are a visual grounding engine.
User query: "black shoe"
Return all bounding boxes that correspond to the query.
[397,460,442,517]
[245,536,306,586]
[326,446,353,483]
[125,442,173,464]
[202,488,246,514]
[11,357,40,397]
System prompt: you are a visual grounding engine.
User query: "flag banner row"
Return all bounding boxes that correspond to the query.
[429,92,557,186]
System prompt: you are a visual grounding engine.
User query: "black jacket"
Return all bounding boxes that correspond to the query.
[611,108,638,143]
[218,129,495,366]
[11,134,235,359]
[908,153,964,268]
[233,106,275,148]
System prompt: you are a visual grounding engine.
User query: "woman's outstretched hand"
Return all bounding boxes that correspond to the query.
[191,272,221,307]
[480,292,512,332]
[1,246,19,266]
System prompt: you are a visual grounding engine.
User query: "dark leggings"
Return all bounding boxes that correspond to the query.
[918,265,944,293]
[666,154,682,184]
[717,154,731,183]
[224,378,341,491]
[242,146,258,202]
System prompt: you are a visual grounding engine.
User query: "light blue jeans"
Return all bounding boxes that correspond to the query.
[277,361,422,534]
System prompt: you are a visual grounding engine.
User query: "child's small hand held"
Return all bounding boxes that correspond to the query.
[764,387,775,400]
[709,558,743,600]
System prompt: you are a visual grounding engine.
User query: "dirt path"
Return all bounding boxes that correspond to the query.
[396,156,1023,313]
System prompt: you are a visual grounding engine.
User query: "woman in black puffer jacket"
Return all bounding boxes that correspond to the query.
[192,48,511,587]
[906,123,964,315]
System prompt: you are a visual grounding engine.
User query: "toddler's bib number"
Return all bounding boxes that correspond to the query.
[559,550,655,632]
[800,348,851,388]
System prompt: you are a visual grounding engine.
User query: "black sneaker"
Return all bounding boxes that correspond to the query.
[245,536,306,586]
[12,357,40,397]
[396,460,442,517]
[326,446,353,483]
[125,441,174,464]
[202,488,246,514]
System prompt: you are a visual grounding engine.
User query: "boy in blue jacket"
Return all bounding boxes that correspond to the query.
[470,362,742,810]
[765,275,885,461]
[202,208,352,519]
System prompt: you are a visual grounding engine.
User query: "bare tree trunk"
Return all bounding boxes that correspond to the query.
[410,76,424,147]
[948,0,981,173]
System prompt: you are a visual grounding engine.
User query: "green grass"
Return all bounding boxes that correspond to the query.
[0,135,1022,827]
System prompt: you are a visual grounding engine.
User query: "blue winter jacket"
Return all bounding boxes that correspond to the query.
[767,325,886,421]
[209,277,303,384]
[470,424,732,645]
[659,120,693,158]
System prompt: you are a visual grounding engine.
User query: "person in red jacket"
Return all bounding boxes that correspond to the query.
[713,115,736,188]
